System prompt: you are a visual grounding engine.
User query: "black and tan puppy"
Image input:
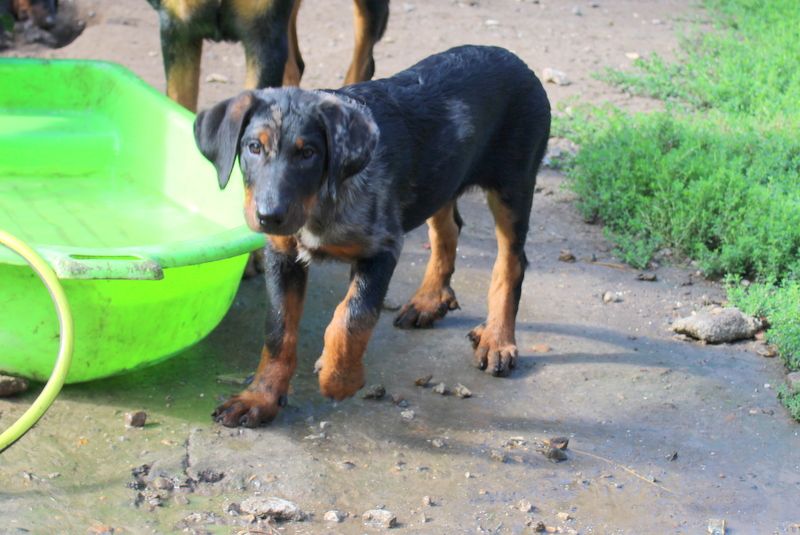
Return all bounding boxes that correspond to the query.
[195,45,551,427]
[147,0,389,111]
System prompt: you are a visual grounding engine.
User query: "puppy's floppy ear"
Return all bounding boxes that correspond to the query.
[317,94,379,199]
[193,91,256,189]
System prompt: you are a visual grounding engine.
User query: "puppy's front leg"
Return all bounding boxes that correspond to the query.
[317,250,397,400]
[214,237,307,427]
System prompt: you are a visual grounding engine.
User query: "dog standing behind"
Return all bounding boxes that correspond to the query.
[146,0,390,111]
[194,45,551,427]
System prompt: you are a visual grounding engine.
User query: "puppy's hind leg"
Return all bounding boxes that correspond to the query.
[394,202,461,329]
[469,190,531,376]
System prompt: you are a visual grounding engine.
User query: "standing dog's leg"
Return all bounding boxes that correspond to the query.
[213,236,307,427]
[469,190,531,376]
[161,31,203,112]
[240,0,294,90]
[282,0,304,86]
[344,0,389,84]
[394,202,461,328]
[316,251,398,400]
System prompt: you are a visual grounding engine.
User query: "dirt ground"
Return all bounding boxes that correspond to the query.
[2,1,800,533]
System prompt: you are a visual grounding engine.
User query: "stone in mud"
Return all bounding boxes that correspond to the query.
[542,67,570,86]
[362,508,396,528]
[0,374,29,397]
[542,447,568,462]
[432,382,448,395]
[546,436,569,450]
[151,476,174,491]
[239,496,305,521]
[490,450,507,463]
[400,409,415,420]
[558,249,576,263]
[672,306,762,343]
[557,511,572,521]
[707,518,726,535]
[362,384,386,400]
[196,469,224,484]
[636,272,657,281]
[517,499,534,513]
[324,510,345,523]
[414,374,433,387]
[124,411,147,428]
[454,383,472,398]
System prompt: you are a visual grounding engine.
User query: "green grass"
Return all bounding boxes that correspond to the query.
[557,0,800,417]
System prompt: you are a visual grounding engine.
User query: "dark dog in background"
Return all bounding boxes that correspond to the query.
[194,45,551,427]
[7,0,58,29]
[146,0,390,112]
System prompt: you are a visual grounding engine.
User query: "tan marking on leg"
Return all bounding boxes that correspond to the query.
[214,273,305,427]
[282,0,303,86]
[318,279,374,400]
[165,40,203,111]
[395,202,460,328]
[470,191,522,375]
[344,0,378,84]
[317,243,364,260]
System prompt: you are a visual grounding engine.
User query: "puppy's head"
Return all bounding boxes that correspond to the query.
[194,88,379,235]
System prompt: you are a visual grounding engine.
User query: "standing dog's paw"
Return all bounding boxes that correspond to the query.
[468,323,517,376]
[317,359,365,401]
[212,388,287,428]
[393,286,460,329]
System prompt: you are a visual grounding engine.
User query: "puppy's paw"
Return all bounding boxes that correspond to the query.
[212,388,287,428]
[317,359,365,401]
[393,285,459,329]
[468,324,517,376]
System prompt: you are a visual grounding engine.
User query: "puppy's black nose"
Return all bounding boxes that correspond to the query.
[257,208,286,229]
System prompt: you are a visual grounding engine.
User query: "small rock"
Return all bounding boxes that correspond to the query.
[636,272,657,282]
[124,411,147,428]
[362,509,397,528]
[490,450,507,463]
[571,6,582,15]
[546,436,569,450]
[558,249,576,263]
[625,52,641,60]
[557,512,572,521]
[756,344,777,358]
[433,382,448,395]
[196,469,224,484]
[517,499,534,513]
[602,291,622,303]
[465,471,474,479]
[431,438,446,448]
[415,374,433,387]
[205,73,229,83]
[0,375,29,397]
[666,451,678,461]
[400,409,415,420]
[503,436,527,448]
[485,19,499,26]
[391,394,408,406]
[422,495,435,506]
[786,372,800,394]
[151,477,174,491]
[542,447,567,462]
[420,512,428,523]
[672,306,762,343]
[324,510,345,523]
[707,518,726,535]
[173,495,190,506]
[534,521,547,532]
[542,67,570,86]
[402,2,415,12]
[239,497,305,521]
[338,460,356,470]
[531,343,551,353]
[319,420,332,430]
[362,384,386,400]
[382,297,402,311]
[454,383,472,398]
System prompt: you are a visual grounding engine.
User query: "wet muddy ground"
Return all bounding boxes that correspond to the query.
[2,1,800,533]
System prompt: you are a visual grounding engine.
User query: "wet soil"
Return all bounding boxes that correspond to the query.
[2,1,799,533]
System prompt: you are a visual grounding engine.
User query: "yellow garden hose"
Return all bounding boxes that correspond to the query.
[0,230,74,452]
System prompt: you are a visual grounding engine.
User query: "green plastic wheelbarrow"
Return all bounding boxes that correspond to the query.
[0,59,264,383]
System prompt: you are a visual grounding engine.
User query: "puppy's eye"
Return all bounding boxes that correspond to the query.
[248,142,262,155]
[301,146,315,159]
